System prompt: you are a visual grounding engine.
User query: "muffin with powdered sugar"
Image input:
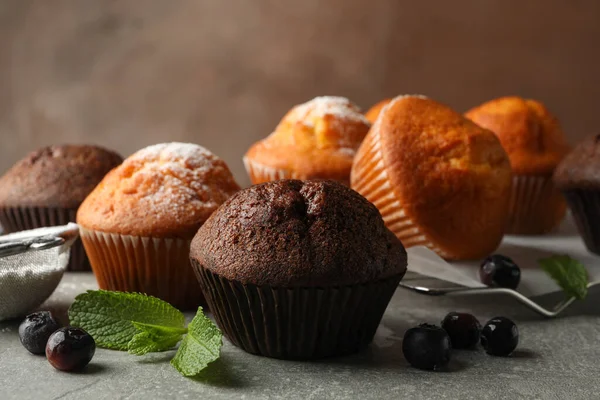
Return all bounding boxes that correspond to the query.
[244,96,371,185]
[77,142,240,309]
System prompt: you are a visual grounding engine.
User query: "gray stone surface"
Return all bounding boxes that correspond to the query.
[1,272,599,400]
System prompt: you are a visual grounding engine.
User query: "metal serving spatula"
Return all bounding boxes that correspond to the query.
[399,246,600,318]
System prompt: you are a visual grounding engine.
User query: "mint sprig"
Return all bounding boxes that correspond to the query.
[128,323,186,355]
[538,255,589,300]
[171,310,222,376]
[68,290,222,377]
[68,290,186,350]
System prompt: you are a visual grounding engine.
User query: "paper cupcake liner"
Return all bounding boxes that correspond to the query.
[80,228,204,310]
[507,175,566,235]
[243,157,297,184]
[244,157,352,186]
[562,190,600,255]
[192,260,402,360]
[0,206,89,271]
[351,132,449,258]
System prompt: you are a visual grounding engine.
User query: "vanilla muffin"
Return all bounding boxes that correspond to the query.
[466,96,570,234]
[351,95,512,260]
[77,143,240,309]
[0,145,122,271]
[364,98,392,123]
[244,96,371,185]
[191,179,407,359]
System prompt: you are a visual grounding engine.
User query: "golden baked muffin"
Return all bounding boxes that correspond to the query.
[465,96,570,234]
[0,145,122,271]
[244,96,370,185]
[351,95,512,260]
[364,98,392,123]
[77,142,240,309]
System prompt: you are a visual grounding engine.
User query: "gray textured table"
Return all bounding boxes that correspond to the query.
[1,272,599,400]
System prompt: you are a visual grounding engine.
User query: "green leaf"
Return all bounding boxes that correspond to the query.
[538,255,589,300]
[68,290,186,350]
[128,323,187,355]
[171,307,222,377]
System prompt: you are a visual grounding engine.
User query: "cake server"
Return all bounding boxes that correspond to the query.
[400,246,600,318]
[398,279,600,318]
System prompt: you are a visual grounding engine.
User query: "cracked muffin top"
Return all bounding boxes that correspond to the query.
[190,179,407,287]
[0,145,122,208]
[465,96,570,175]
[77,142,240,238]
[244,96,371,184]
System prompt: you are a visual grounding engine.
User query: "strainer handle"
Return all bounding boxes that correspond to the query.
[0,236,65,258]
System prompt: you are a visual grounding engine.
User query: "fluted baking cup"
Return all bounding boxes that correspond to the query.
[351,133,449,258]
[562,189,600,255]
[507,175,566,234]
[80,228,204,310]
[0,207,89,271]
[243,157,297,184]
[192,260,402,360]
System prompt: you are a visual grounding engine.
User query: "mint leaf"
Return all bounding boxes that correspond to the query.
[69,290,186,350]
[171,307,222,377]
[69,291,224,378]
[539,255,589,300]
[128,323,186,355]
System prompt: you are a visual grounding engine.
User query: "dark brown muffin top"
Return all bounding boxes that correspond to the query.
[0,145,123,208]
[191,179,407,287]
[554,134,600,189]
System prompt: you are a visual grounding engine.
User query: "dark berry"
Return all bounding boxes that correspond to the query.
[479,254,521,289]
[402,323,451,371]
[46,327,95,371]
[19,311,61,355]
[481,317,519,356]
[441,312,481,349]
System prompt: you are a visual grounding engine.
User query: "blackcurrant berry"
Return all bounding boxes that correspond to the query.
[480,254,521,289]
[441,312,481,349]
[481,317,519,356]
[402,324,451,371]
[46,327,96,371]
[19,311,61,355]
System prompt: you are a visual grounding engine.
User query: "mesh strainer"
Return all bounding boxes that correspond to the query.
[0,223,79,321]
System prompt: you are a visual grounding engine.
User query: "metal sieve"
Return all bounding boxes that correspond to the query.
[0,223,79,321]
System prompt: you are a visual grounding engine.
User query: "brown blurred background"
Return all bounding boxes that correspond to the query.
[1,1,599,186]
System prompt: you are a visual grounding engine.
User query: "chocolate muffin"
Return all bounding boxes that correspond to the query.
[0,145,122,271]
[191,179,407,360]
[554,134,600,254]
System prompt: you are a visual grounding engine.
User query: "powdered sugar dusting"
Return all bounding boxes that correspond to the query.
[290,96,370,127]
[119,143,238,220]
[131,142,214,164]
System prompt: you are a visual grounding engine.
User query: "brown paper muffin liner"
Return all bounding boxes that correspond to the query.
[562,189,600,255]
[0,206,90,271]
[80,228,204,310]
[506,175,566,235]
[192,259,402,360]
[351,132,449,258]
